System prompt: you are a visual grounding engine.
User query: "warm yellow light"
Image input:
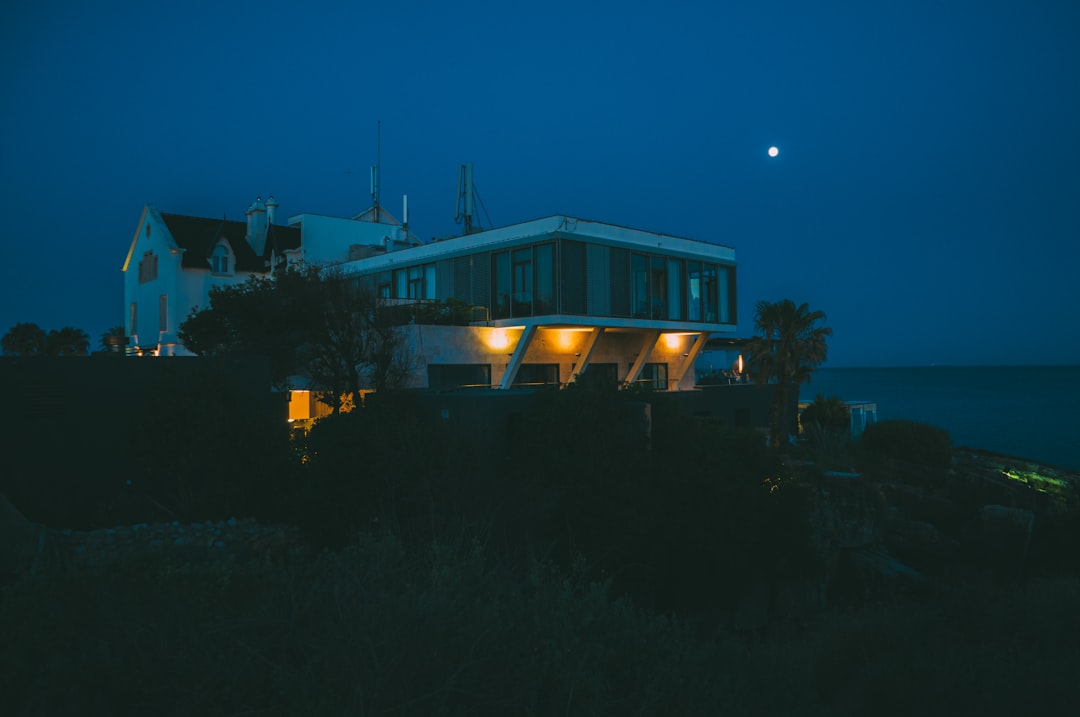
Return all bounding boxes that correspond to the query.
[738,354,744,373]
[487,328,511,350]
[288,389,313,421]
[663,333,681,350]
[555,330,576,351]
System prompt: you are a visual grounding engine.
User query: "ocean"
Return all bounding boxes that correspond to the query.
[798,366,1080,472]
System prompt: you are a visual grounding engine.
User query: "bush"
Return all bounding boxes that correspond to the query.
[861,420,952,470]
[801,394,851,435]
[0,534,739,716]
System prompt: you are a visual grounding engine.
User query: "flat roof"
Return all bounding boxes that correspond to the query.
[338,215,735,274]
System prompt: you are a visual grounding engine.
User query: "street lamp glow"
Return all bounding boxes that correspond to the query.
[768,146,779,157]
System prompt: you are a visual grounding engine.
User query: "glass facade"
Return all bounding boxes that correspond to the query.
[368,237,734,325]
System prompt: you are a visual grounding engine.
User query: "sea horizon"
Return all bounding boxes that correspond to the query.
[800,365,1080,472]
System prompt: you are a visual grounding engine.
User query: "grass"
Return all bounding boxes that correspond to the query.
[3,529,1080,716]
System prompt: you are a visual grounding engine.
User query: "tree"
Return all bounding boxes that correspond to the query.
[46,327,90,356]
[1,323,89,356]
[746,299,831,449]
[1,322,46,356]
[178,266,407,408]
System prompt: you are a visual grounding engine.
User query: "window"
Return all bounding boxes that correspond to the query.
[687,261,702,321]
[138,251,158,283]
[129,302,137,337]
[702,263,718,323]
[631,253,649,318]
[717,265,731,323]
[159,295,168,332]
[637,363,668,390]
[562,240,587,315]
[667,258,683,320]
[428,364,492,390]
[492,251,511,319]
[514,363,559,388]
[424,263,437,300]
[511,248,533,316]
[581,363,619,388]
[534,243,555,314]
[407,265,424,299]
[650,255,667,319]
[210,245,231,274]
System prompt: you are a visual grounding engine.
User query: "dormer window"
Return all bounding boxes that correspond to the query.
[210,243,233,275]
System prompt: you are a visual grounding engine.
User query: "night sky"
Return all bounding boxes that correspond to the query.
[2,0,1077,367]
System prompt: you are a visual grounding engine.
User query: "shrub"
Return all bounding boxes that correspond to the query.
[801,394,851,435]
[861,420,952,470]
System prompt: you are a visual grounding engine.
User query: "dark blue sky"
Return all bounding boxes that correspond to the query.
[2,0,1077,366]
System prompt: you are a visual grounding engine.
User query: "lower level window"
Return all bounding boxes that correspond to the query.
[514,363,559,388]
[428,364,491,390]
[636,363,668,390]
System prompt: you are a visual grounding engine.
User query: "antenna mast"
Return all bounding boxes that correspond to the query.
[370,120,381,223]
[455,162,475,235]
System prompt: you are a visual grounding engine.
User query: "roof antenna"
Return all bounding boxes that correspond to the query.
[370,120,381,223]
[455,162,493,235]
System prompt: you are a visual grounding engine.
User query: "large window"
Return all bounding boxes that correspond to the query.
[428,364,492,390]
[138,251,158,283]
[511,248,533,316]
[407,266,424,299]
[492,251,511,319]
[514,363,559,388]
[158,295,168,332]
[534,243,555,314]
[636,363,668,390]
[492,243,557,318]
[581,363,619,388]
[686,261,702,322]
[631,253,649,318]
[650,256,667,319]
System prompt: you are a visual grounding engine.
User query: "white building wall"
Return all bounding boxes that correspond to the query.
[397,325,700,390]
[290,214,406,267]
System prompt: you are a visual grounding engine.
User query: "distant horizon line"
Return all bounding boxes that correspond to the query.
[819,363,1080,370]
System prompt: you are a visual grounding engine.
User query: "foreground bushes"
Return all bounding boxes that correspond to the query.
[861,420,952,469]
[0,535,738,716]
[3,535,1079,716]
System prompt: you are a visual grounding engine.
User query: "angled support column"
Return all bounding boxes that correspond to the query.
[670,331,711,390]
[499,324,538,390]
[567,327,604,385]
[624,330,661,389]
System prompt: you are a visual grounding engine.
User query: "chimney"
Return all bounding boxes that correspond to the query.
[245,196,268,255]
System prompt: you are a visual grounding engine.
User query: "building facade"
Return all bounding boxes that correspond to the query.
[122,198,416,356]
[338,215,738,391]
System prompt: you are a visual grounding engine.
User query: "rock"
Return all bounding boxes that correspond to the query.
[0,493,41,584]
[979,504,1034,587]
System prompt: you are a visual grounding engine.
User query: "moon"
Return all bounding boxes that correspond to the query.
[768,146,779,157]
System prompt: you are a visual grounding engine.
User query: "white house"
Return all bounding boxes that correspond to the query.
[122,197,417,356]
[122,192,739,394]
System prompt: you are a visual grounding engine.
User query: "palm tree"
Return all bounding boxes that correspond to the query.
[45,327,90,356]
[1,322,47,356]
[746,299,831,449]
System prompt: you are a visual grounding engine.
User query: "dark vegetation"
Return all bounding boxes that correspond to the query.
[4,374,1080,712]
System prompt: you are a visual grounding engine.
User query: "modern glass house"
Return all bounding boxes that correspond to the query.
[337,215,738,391]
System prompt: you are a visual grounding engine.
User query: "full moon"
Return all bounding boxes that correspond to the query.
[768,146,779,157]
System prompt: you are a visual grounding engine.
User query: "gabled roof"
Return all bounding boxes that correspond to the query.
[159,213,300,272]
